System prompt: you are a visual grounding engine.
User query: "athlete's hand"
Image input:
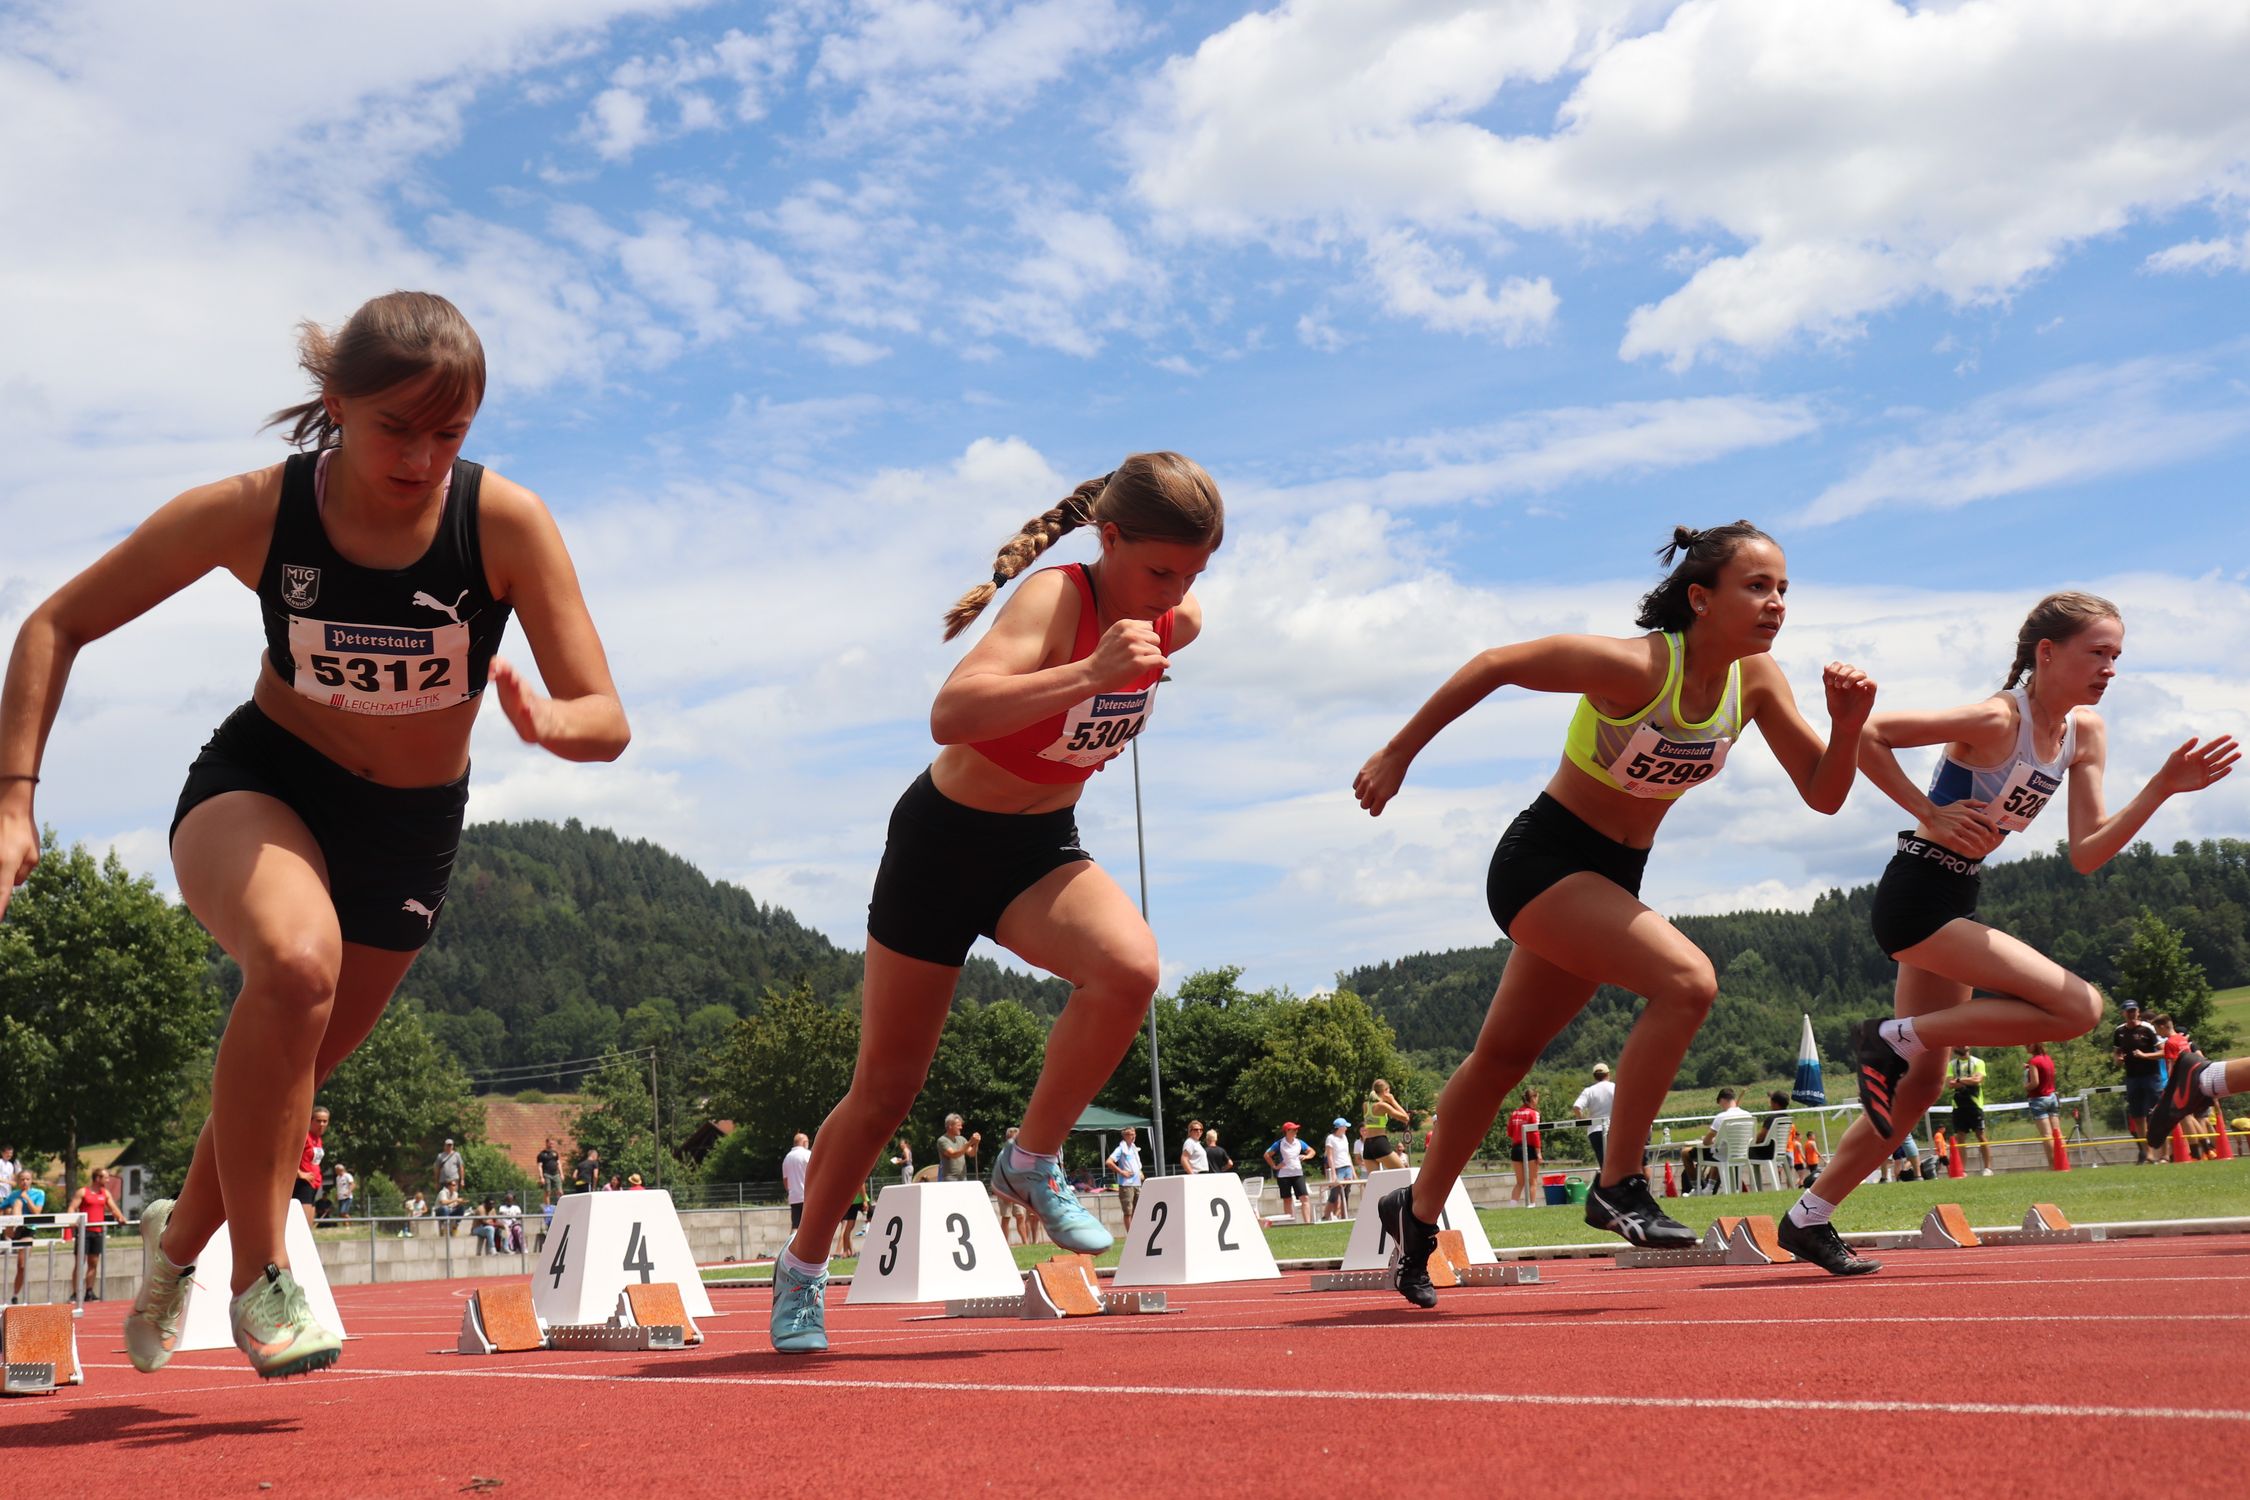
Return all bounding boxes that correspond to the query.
[1925,799,2004,859]
[2152,735,2240,797]
[1085,620,1168,692]
[0,803,37,923]
[1353,745,1413,816]
[1822,662,1876,727]
[490,657,560,747]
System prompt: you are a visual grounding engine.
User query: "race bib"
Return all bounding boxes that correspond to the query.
[1605,722,1729,797]
[288,617,474,716]
[1037,684,1158,769]
[1987,760,2062,832]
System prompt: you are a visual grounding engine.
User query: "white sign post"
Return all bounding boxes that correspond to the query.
[175,1210,348,1352]
[847,1182,1021,1304]
[1111,1172,1279,1287]
[1339,1168,1493,1270]
[534,1189,715,1329]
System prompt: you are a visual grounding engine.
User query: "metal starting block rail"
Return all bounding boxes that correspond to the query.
[946,1255,1171,1319]
[546,1321,688,1351]
[1618,1215,1793,1269]
[1307,1262,1540,1291]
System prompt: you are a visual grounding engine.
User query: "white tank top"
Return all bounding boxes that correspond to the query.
[1925,685,2076,835]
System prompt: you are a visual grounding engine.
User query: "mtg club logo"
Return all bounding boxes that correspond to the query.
[282,565,321,610]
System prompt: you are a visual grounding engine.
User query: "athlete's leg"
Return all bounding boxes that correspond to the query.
[161,943,417,1266]
[992,863,1160,1154]
[1883,920,2104,1049]
[785,938,956,1267]
[1975,1128,1992,1173]
[1408,944,1594,1221]
[169,793,343,1295]
[1802,965,1966,1216]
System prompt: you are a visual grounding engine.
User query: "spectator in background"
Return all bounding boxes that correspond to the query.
[1264,1123,1315,1224]
[2113,1001,2165,1163]
[66,1167,115,1302]
[1885,1132,1922,1183]
[782,1133,813,1231]
[937,1115,977,1182]
[1688,1088,1753,1194]
[2024,1041,2061,1138]
[499,1193,524,1253]
[432,1137,465,1204]
[890,1135,914,1185]
[0,1146,15,1184]
[574,1146,601,1194]
[1107,1127,1144,1231]
[537,1194,556,1252]
[403,1188,428,1238]
[2155,1014,2191,1087]
[1573,1064,1615,1169]
[435,1181,463,1235]
[333,1162,356,1222]
[3,1169,43,1304]
[1202,1128,1233,1177]
[1506,1088,1542,1205]
[1362,1080,1410,1173]
[536,1138,562,1205]
[1949,1048,1993,1176]
[295,1106,330,1229]
[1179,1121,1208,1175]
[625,1174,644,1190]
[1322,1118,1355,1221]
[469,1198,498,1254]
[1755,1091,1794,1185]
[835,1173,870,1259]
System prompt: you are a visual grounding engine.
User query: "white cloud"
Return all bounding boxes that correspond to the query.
[577,20,804,162]
[1129,0,2250,365]
[1363,231,1558,342]
[805,330,894,365]
[1800,349,2250,526]
[962,199,1164,356]
[2146,231,2250,275]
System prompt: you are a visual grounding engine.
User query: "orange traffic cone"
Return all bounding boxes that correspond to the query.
[2048,1123,2072,1172]
[2168,1124,2192,1163]
[1662,1159,1678,1198]
[1946,1133,1966,1179]
[2214,1113,2235,1162]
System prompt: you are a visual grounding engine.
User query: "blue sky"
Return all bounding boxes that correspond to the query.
[4,0,2248,997]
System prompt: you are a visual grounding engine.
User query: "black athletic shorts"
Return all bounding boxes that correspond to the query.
[291,1180,319,1206]
[866,768,1092,967]
[1951,1101,1986,1135]
[1487,793,1651,937]
[1276,1175,1307,1201]
[2125,1075,2163,1117]
[1361,1134,1393,1160]
[171,701,469,952]
[1869,834,1982,958]
[83,1226,104,1255]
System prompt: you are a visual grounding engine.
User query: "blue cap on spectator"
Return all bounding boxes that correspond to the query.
[1332,1117,1350,1128]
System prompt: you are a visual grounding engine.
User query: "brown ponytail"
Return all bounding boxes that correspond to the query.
[264,291,487,449]
[942,451,1224,640]
[2004,591,2121,689]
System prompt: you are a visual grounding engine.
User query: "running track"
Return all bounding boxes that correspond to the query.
[7,1234,2248,1496]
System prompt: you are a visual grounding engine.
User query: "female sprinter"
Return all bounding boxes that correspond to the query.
[769,454,1222,1354]
[1353,522,1874,1308]
[1780,592,2236,1273]
[0,292,628,1375]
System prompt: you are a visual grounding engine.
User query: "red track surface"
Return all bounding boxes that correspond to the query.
[8,1235,2249,1497]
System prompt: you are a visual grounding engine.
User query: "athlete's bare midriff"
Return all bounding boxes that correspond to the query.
[251,656,480,787]
[929,742,1087,816]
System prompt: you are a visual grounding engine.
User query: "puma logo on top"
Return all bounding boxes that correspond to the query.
[412,589,469,625]
[402,898,440,927]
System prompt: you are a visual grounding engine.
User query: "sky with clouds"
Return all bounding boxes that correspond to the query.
[4,0,2247,998]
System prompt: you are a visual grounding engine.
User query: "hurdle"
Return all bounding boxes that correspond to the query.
[944,1255,1171,1319]
[2,1303,82,1395]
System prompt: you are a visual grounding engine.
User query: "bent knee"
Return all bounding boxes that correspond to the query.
[1075,944,1162,1004]
[1652,960,1719,1019]
[242,940,342,1016]
[2059,983,2104,1036]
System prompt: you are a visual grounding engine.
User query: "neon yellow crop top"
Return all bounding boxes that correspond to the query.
[1564,632,1743,800]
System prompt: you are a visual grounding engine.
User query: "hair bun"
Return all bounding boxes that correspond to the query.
[1673,524,1702,549]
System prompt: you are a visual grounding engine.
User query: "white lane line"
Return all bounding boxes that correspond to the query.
[298,1366,2250,1423]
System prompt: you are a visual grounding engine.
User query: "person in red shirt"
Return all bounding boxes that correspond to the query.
[1506,1088,1543,1205]
[2023,1039,2062,1154]
[294,1106,329,1231]
[66,1167,116,1303]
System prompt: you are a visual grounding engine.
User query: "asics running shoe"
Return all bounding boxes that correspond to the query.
[1853,1018,1912,1139]
[1775,1215,1881,1277]
[1377,1186,1439,1309]
[769,1256,829,1355]
[229,1263,341,1379]
[2145,1047,2211,1153]
[990,1149,1112,1254]
[1583,1174,1696,1248]
[123,1198,191,1373]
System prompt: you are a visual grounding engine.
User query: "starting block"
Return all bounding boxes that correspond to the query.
[944,1255,1170,1319]
[617,1282,703,1344]
[1943,1203,2104,1248]
[2,1304,81,1395]
[1703,1217,1745,1249]
[1724,1215,1794,1265]
[1308,1262,1541,1291]
[458,1285,547,1355]
[546,1320,686,1351]
[1618,1216,1793,1269]
[1917,1204,1981,1249]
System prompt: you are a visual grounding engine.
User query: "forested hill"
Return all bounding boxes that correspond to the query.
[403,819,1069,1078]
[1339,839,2250,1087]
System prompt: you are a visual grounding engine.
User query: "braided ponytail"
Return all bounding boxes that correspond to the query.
[2003,591,2120,689]
[940,453,1224,640]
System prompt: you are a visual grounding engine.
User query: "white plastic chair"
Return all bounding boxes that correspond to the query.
[1745,1119,1793,1193]
[1704,1113,1761,1194]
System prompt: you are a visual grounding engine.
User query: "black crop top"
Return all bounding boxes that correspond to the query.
[258,450,512,716]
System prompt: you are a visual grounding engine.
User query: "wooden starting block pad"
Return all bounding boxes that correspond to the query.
[1917,1204,1981,1249]
[458,1284,548,1355]
[945,1254,1171,1319]
[2,1304,82,1394]
[617,1282,703,1344]
[1619,1216,1792,1269]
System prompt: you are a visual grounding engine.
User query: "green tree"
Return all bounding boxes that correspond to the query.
[567,1054,688,1188]
[457,1141,538,1205]
[0,831,222,1201]
[2113,908,2227,1046]
[1232,989,1400,1144]
[917,998,1048,1153]
[317,999,483,1189]
[706,983,861,1177]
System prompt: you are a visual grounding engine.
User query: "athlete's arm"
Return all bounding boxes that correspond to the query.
[479,476,629,763]
[0,469,276,916]
[1742,655,1875,814]
[2060,713,2238,874]
[1856,698,2013,858]
[930,571,1165,744]
[1353,634,1661,815]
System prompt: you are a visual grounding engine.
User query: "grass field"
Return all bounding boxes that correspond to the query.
[700,1157,2250,1281]
[2212,983,2250,1035]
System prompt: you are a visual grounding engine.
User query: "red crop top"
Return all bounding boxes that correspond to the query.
[968,563,1173,785]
